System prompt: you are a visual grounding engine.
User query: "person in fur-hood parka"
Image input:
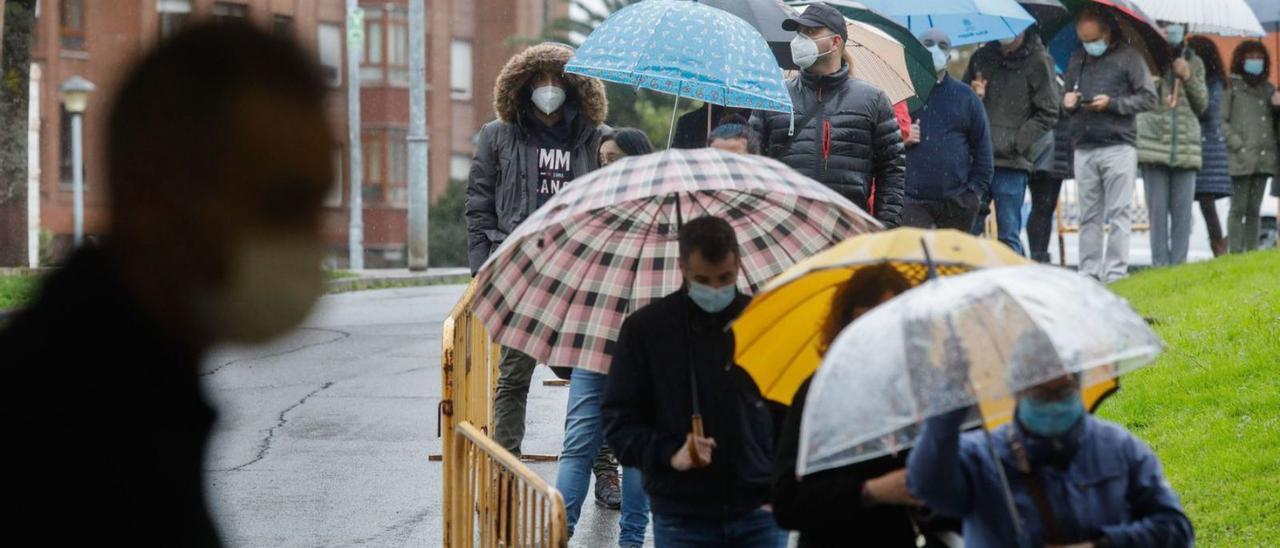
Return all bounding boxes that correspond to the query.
[466,42,609,274]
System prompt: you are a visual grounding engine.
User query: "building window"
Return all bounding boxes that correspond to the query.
[360,6,408,87]
[451,40,473,100]
[362,129,408,207]
[317,22,343,87]
[273,14,294,36]
[212,2,248,22]
[450,154,471,182]
[327,146,344,207]
[60,0,85,50]
[157,0,192,40]
[58,106,84,188]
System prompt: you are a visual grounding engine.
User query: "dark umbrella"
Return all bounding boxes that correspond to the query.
[1040,0,1172,75]
[700,0,802,70]
[1019,0,1069,27]
[798,0,938,112]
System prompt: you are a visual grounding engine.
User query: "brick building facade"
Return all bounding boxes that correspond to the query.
[4,0,563,266]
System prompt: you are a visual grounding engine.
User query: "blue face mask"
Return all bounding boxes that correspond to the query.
[1245,59,1265,76]
[688,281,736,314]
[1165,24,1185,45]
[1017,396,1085,438]
[1083,39,1108,57]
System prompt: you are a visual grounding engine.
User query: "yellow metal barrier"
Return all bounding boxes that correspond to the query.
[450,422,569,547]
[441,281,567,547]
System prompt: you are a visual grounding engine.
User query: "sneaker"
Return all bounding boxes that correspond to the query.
[593,470,622,510]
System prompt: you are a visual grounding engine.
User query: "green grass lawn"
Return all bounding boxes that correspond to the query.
[1105,249,1279,546]
[324,269,359,281]
[0,274,40,310]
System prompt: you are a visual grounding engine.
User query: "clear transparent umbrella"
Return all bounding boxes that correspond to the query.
[798,263,1164,477]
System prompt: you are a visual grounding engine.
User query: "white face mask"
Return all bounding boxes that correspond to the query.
[791,34,835,70]
[532,85,566,115]
[206,234,325,344]
[928,45,951,73]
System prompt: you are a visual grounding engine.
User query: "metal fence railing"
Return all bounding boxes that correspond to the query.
[440,281,567,547]
[448,422,568,547]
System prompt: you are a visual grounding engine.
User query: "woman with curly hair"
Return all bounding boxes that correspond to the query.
[1221,40,1280,252]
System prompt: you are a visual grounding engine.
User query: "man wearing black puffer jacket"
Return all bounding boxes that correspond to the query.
[751,2,906,227]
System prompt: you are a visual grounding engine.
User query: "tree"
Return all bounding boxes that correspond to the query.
[0,0,36,266]
[510,0,697,147]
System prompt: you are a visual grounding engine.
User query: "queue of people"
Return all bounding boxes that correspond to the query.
[455,2,1258,546]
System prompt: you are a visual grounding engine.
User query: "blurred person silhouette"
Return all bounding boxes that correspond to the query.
[1,22,334,546]
[707,115,757,155]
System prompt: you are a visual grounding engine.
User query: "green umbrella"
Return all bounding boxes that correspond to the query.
[791,0,937,112]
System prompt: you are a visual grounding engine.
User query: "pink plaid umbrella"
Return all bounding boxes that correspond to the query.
[470,147,881,373]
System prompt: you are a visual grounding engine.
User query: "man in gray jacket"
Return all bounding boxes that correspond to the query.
[465,42,608,458]
[964,29,1060,254]
[1062,7,1157,282]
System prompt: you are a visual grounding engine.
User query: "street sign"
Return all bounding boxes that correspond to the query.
[347,7,364,45]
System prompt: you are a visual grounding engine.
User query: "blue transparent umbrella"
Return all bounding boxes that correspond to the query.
[565,0,793,144]
[855,0,1037,46]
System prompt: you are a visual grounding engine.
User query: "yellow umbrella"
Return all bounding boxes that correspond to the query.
[734,227,1120,421]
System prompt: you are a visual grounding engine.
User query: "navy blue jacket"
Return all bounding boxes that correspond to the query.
[906,74,994,201]
[908,409,1194,547]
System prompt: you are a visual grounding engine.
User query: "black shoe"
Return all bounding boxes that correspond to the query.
[593,470,622,510]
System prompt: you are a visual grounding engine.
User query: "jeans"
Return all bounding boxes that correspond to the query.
[555,369,649,546]
[1027,176,1063,263]
[492,346,538,455]
[901,190,981,231]
[1075,145,1137,282]
[651,508,788,548]
[1228,174,1270,253]
[1141,165,1196,266]
[989,168,1029,254]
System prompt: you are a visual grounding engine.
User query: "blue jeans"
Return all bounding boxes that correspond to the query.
[990,168,1029,254]
[555,369,650,546]
[652,508,788,548]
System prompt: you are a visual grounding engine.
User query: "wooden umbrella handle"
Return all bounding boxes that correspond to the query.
[689,415,706,468]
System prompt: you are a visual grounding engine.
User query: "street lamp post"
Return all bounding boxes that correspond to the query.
[61,76,95,248]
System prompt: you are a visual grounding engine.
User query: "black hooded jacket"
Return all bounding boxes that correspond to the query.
[603,290,781,520]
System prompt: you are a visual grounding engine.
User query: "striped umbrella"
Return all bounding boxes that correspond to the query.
[470,148,880,373]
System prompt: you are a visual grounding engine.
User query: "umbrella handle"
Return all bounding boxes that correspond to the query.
[689,414,707,468]
[1168,78,1180,109]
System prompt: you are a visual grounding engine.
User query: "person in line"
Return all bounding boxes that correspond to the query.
[1221,40,1280,254]
[707,115,758,155]
[772,265,955,547]
[1062,7,1157,282]
[963,28,1060,253]
[752,2,906,227]
[1185,36,1232,257]
[604,216,787,548]
[1,23,336,545]
[1136,21,1208,267]
[908,371,1194,547]
[554,127,654,547]
[900,28,994,231]
[1026,117,1074,264]
[673,102,752,149]
[465,42,609,459]
[599,127,656,167]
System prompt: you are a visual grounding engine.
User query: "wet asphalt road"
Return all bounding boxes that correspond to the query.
[202,284,643,547]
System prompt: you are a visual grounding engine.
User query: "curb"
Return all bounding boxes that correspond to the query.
[325,270,472,294]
